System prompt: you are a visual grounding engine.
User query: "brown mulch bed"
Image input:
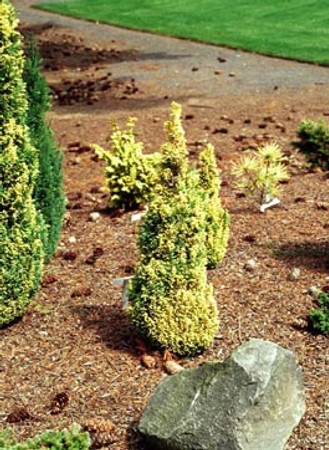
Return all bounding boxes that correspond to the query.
[1,20,329,450]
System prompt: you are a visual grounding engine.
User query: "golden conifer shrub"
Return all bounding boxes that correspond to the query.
[127,103,220,356]
[0,0,44,326]
[199,144,230,269]
[93,118,160,210]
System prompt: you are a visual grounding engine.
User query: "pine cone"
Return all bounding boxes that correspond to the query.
[85,247,104,265]
[71,286,92,297]
[50,392,69,414]
[42,274,58,286]
[7,407,31,423]
[83,418,115,433]
[90,431,115,448]
[140,353,156,369]
[63,250,78,261]
[163,360,184,375]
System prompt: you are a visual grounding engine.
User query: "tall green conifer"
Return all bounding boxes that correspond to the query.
[0,0,43,326]
[24,37,65,262]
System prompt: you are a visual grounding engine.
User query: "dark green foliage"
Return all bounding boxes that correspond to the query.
[295,119,329,170]
[0,424,91,449]
[24,36,65,261]
[0,0,44,326]
[310,290,329,334]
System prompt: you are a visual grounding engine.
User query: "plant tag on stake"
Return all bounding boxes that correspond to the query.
[259,197,280,213]
[131,207,147,222]
[113,276,134,309]
[131,212,144,222]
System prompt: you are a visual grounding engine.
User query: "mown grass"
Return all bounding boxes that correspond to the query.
[34,0,329,65]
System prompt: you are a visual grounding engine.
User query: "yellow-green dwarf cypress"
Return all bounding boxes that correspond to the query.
[128,103,219,356]
[199,143,230,269]
[93,118,160,210]
[0,0,44,326]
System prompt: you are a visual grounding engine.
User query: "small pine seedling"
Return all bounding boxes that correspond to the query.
[231,141,290,208]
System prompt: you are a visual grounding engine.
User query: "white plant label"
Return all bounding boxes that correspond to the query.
[259,197,280,213]
[113,276,134,309]
[131,212,145,222]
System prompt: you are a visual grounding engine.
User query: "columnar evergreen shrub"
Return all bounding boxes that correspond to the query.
[0,424,91,449]
[296,119,329,170]
[158,101,188,189]
[199,143,230,269]
[0,0,43,326]
[128,103,219,356]
[24,37,65,262]
[310,290,329,334]
[93,118,160,210]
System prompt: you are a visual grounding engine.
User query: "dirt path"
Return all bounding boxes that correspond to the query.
[13,0,329,99]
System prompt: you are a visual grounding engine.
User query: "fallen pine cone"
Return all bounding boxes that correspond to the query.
[83,418,116,447]
[140,353,156,369]
[71,286,92,297]
[42,274,58,286]
[83,418,115,433]
[50,392,69,414]
[85,247,104,265]
[316,202,328,210]
[62,250,78,261]
[7,407,32,423]
[163,360,184,375]
[90,431,116,448]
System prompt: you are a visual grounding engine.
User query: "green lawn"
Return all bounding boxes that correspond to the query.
[34,0,329,65]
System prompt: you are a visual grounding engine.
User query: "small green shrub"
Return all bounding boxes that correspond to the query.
[93,118,160,210]
[310,290,329,334]
[128,103,219,356]
[0,424,91,449]
[24,37,66,262]
[199,143,230,269]
[295,119,329,170]
[0,0,44,327]
[231,141,290,206]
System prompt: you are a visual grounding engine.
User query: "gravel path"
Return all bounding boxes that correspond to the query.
[13,0,329,98]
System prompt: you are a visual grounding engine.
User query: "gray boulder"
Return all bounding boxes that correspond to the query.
[138,339,305,450]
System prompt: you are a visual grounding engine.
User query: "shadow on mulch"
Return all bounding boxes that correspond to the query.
[272,240,329,272]
[0,315,24,332]
[72,303,140,355]
[290,320,323,337]
[125,421,147,450]
[52,93,192,114]
[93,204,140,216]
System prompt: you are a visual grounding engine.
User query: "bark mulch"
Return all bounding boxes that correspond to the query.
[1,12,329,450]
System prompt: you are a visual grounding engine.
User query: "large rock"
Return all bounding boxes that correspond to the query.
[138,339,305,450]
